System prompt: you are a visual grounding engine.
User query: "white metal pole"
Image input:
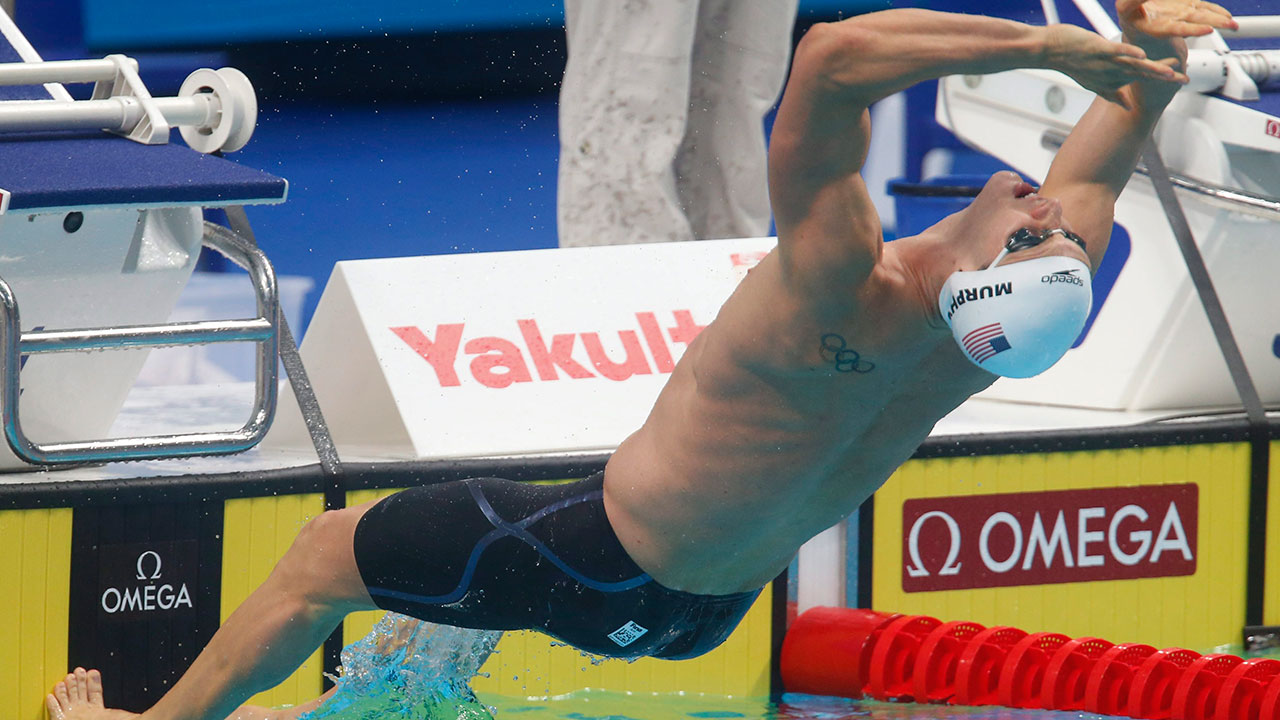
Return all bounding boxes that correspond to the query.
[0,94,216,134]
[1222,16,1280,39]
[1041,0,1061,26]
[0,58,138,86]
[1071,0,1122,39]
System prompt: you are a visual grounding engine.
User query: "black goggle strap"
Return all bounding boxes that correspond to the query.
[1006,227,1087,254]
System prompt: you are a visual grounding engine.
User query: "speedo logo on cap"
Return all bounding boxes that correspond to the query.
[1042,269,1085,286]
[945,281,1013,322]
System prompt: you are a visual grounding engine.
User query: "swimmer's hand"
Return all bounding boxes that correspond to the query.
[1043,23,1186,108]
[1116,0,1235,100]
[1118,0,1238,40]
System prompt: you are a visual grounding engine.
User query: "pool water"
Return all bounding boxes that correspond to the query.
[487,691,1118,720]
[297,614,1123,720]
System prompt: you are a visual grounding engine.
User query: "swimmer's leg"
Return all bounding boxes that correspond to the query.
[225,687,336,720]
[53,501,382,720]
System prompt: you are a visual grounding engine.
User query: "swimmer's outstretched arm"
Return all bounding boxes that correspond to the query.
[768,8,1182,292]
[1039,0,1237,265]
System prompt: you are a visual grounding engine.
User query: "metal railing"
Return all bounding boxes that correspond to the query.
[0,221,279,464]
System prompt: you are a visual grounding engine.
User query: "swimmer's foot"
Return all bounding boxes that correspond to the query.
[46,668,136,720]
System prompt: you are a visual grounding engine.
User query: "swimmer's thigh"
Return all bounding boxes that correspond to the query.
[351,477,623,633]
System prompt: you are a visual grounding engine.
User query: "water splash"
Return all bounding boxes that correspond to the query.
[300,613,502,720]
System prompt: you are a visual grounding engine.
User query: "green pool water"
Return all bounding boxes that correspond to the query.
[484,689,1121,720]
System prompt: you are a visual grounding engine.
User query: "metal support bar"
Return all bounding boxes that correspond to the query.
[1043,129,1280,222]
[1223,16,1280,39]
[22,317,271,353]
[1139,140,1269,629]
[0,221,280,464]
[0,56,138,85]
[221,204,344,693]
[221,207,344,481]
[0,95,217,134]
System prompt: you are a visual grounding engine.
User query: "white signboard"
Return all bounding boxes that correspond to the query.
[267,238,776,459]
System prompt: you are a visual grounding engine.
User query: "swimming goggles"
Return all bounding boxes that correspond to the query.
[1006,227,1087,253]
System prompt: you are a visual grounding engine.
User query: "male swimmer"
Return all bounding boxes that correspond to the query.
[47,0,1237,718]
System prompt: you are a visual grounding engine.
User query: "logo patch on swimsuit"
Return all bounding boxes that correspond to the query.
[1267,119,1280,140]
[608,620,649,647]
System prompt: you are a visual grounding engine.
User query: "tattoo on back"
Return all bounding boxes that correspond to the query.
[820,333,875,374]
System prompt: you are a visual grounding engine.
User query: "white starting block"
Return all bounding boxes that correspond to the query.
[0,9,288,469]
[936,7,1280,412]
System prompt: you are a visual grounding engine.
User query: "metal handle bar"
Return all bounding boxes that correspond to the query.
[0,222,280,464]
[1043,129,1280,222]
[0,57,139,85]
[0,95,218,134]
[1222,16,1280,39]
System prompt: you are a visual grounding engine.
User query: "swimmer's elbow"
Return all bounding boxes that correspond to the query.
[795,22,875,93]
[795,17,896,100]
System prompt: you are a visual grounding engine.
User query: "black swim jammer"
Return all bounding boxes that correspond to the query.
[352,472,760,660]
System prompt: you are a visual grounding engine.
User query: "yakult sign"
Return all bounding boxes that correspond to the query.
[902,485,1197,592]
[267,237,779,459]
[392,311,706,389]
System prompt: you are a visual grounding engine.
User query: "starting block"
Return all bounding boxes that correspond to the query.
[0,9,288,469]
[937,15,1280,412]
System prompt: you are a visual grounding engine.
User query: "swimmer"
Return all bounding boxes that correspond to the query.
[48,0,1237,718]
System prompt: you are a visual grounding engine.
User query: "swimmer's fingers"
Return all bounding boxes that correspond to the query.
[1119,53,1190,83]
[1127,0,1238,38]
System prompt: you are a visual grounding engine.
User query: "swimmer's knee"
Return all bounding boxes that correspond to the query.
[292,500,378,554]
[274,505,376,610]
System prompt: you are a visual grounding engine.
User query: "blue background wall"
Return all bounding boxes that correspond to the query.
[11,0,1015,332]
[80,1,886,48]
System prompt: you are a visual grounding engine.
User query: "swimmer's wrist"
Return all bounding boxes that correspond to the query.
[1032,24,1056,71]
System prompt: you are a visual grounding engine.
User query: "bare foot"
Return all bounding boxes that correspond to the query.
[45,668,136,720]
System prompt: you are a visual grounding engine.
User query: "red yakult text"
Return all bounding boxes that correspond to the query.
[391,311,707,389]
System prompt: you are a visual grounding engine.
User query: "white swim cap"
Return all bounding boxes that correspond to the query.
[938,248,1092,378]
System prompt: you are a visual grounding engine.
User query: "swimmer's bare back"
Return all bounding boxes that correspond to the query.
[602,3,1217,596]
[604,213,994,596]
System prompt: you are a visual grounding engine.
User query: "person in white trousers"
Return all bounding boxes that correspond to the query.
[557,0,800,247]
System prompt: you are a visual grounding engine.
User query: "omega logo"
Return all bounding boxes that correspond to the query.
[135,550,163,580]
[906,511,962,578]
[902,485,1198,592]
[101,548,194,615]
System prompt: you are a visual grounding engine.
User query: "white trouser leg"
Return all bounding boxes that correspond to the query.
[675,0,797,240]
[557,0,700,247]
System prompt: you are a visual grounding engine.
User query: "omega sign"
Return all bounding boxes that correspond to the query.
[902,485,1197,592]
[98,541,197,620]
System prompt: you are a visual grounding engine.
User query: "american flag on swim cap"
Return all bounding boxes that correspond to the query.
[962,322,1011,363]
